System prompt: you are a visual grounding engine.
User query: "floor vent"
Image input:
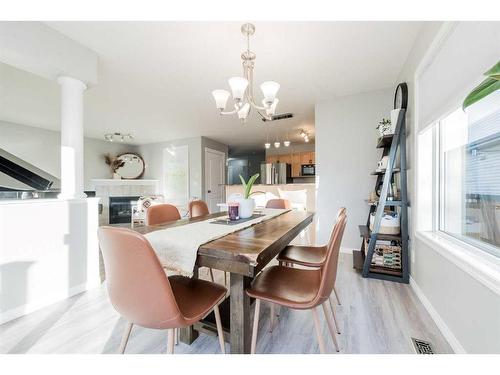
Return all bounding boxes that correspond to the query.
[411,338,434,354]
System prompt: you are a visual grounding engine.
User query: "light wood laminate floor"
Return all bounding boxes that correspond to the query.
[0,254,452,354]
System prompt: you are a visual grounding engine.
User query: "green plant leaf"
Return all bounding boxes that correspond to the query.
[485,60,500,80]
[239,174,247,194]
[463,77,500,110]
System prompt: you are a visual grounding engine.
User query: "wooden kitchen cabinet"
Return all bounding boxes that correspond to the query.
[300,152,314,164]
[292,153,301,177]
[266,155,278,163]
[278,154,292,164]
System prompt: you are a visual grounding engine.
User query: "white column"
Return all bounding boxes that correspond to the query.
[57,76,87,199]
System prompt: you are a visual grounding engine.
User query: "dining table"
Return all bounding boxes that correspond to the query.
[115,209,314,354]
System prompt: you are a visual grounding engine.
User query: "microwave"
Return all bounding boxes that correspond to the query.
[301,164,315,176]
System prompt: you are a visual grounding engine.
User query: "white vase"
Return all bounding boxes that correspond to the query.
[236,197,255,219]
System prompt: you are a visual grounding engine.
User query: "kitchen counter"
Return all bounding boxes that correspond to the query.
[225,183,316,212]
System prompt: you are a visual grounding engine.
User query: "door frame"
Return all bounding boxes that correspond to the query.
[204,147,226,206]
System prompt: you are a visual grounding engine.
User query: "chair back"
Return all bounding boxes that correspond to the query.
[188,200,210,218]
[316,212,347,303]
[265,198,291,209]
[146,203,181,225]
[98,227,182,329]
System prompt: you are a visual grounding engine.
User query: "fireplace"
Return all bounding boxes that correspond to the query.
[109,196,140,224]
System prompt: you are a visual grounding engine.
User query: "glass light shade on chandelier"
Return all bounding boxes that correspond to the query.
[274,141,281,148]
[260,81,280,105]
[284,140,291,147]
[211,23,282,122]
[264,142,271,149]
[212,90,230,110]
[228,77,249,102]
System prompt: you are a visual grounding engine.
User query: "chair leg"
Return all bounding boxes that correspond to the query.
[118,321,133,354]
[322,303,340,352]
[251,299,261,354]
[333,285,342,305]
[209,268,215,282]
[311,307,325,354]
[328,296,341,334]
[269,303,275,332]
[174,328,178,346]
[167,329,175,354]
[213,304,226,354]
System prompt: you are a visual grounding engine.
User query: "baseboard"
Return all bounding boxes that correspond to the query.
[409,276,466,354]
[340,247,354,254]
[0,281,100,325]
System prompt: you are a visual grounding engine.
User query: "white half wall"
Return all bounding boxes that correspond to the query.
[0,198,101,324]
[315,88,393,248]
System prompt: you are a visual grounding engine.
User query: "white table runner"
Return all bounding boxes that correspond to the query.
[145,208,289,277]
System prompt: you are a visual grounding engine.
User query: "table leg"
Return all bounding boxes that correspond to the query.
[230,273,251,354]
[179,266,200,345]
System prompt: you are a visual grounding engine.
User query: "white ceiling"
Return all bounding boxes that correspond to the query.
[0,22,423,148]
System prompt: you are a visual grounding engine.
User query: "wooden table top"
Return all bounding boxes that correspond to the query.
[114,210,314,277]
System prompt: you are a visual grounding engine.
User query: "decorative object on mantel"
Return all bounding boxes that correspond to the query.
[211,23,293,123]
[104,153,145,180]
[236,173,259,218]
[463,60,500,110]
[104,132,133,142]
[104,153,125,179]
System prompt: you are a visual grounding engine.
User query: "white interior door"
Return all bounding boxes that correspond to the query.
[205,148,225,213]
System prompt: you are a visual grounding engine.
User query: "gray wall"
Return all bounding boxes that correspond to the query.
[315,88,393,248]
[0,120,136,190]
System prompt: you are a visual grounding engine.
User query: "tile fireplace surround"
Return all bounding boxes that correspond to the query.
[90,179,159,225]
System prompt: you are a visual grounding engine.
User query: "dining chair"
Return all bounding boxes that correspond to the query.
[146,203,181,226]
[98,226,227,354]
[247,213,347,354]
[188,199,210,218]
[276,207,346,334]
[265,198,292,209]
[188,200,227,286]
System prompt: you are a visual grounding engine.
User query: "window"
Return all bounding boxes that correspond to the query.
[436,102,500,257]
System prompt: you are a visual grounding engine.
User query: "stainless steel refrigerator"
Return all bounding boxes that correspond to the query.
[260,163,292,185]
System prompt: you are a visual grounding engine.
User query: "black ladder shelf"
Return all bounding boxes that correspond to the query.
[352,83,410,284]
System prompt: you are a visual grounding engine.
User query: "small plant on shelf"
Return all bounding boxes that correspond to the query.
[376,118,392,136]
[104,153,125,179]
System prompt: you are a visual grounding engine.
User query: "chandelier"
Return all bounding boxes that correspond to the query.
[212,23,281,122]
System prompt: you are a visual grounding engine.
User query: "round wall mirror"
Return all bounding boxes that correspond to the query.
[115,153,145,179]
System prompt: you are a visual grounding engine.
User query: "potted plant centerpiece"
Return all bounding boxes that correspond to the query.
[237,173,260,219]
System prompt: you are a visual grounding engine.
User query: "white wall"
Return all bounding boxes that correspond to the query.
[315,88,393,248]
[399,21,500,353]
[0,120,137,190]
[0,198,101,324]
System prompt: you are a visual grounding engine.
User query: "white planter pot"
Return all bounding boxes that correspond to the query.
[236,197,255,219]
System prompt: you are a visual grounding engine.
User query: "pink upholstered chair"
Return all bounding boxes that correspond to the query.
[265,198,292,209]
[188,200,210,218]
[98,226,227,354]
[146,204,181,226]
[277,207,347,334]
